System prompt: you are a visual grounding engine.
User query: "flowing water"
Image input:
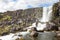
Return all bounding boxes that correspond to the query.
[35,5,53,30]
[41,6,52,22]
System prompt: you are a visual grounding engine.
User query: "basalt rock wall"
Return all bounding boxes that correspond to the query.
[0,7,43,35]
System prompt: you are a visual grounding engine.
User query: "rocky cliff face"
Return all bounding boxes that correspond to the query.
[52,2,60,27]
[0,7,43,35]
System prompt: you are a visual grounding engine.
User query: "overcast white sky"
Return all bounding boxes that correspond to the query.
[0,0,59,12]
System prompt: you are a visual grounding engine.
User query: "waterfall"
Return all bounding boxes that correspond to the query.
[36,5,53,30]
[40,6,53,22]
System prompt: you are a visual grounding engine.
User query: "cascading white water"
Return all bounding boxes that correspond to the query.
[40,7,48,22]
[40,6,53,22]
[36,5,53,30]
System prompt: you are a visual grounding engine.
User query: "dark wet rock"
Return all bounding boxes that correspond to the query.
[15,38,20,40]
[51,25,58,31]
[1,32,9,36]
[30,27,38,39]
